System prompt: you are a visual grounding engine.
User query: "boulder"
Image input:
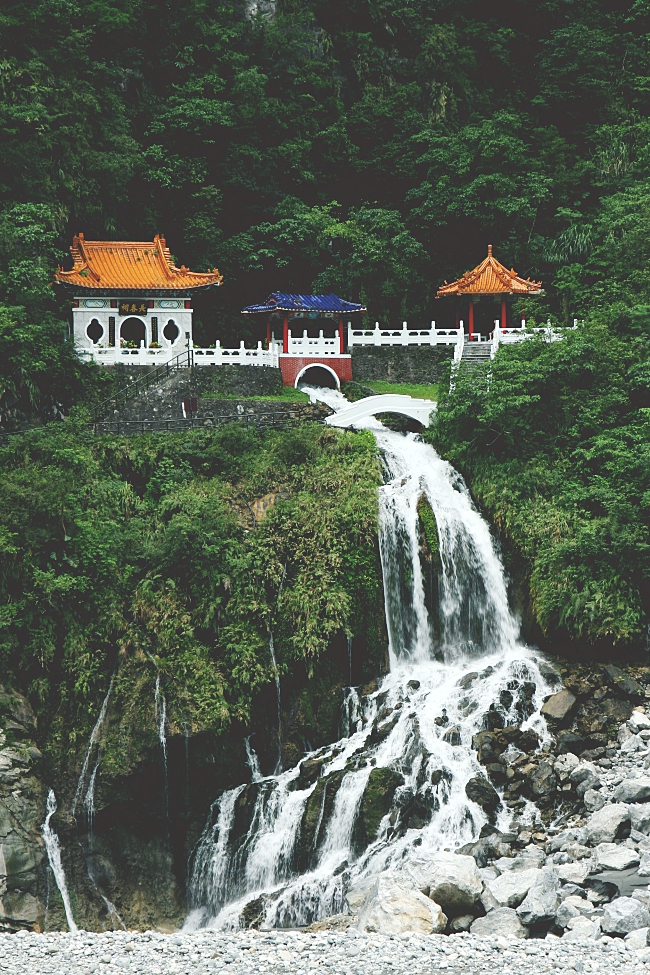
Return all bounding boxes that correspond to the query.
[346,876,375,914]
[563,916,598,941]
[556,861,590,886]
[614,778,650,804]
[465,775,500,813]
[358,874,447,935]
[595,843,640,871]
[529,761,558,798]
[516,869,560,926]
[601,896,650,935]
[457,830,513,868]
[493,848,545,873]
[583,789,606,813]
[470,907,528,940]
[621,734,643,754]
[556,895,595,928]
[541,690,577,723]
[630,803,650,836]
[630,709,650,732]
[625,926,650,948]
[482,868,541,910]
[398,850,483,915]
[448,914,474,932]
[639,852,650,877]
[585,803,630,845]
[553,754,580,779]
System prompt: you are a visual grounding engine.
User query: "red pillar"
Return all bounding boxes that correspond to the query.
[266,317,271,347]
[283,315,289,354]
[501,298,507,331]
[338,316,344,354]
[468,300,474,339]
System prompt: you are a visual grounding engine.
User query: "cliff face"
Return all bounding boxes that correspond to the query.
[0,687,46,931]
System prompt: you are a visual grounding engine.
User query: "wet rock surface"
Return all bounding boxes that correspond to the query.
[0,687,47,932]
[0,928,650,975]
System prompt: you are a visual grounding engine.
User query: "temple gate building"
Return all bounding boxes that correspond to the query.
[241,292,366,387]
[55,234,223,361]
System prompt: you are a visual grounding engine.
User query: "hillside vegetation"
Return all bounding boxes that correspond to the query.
[2,1,650,659]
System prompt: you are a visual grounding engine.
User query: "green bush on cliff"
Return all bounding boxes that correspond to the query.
[0,421,381,766]
[431,318,650,650]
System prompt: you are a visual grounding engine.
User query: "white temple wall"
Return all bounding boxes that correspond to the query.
[72,298,194,352]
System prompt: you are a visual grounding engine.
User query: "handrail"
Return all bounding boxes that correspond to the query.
[90,348,193,421]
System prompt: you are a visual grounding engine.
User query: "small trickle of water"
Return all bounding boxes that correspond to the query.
[268,631,282,773]
[347,634,353,686]
[42,790,78,933]
[100,894,126,930]
[71,677,113,819]
[155,673,169,820]
[245,737,263,782]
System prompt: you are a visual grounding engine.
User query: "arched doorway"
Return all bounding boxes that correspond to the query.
[120,317,146,347]
[295,364,340,389]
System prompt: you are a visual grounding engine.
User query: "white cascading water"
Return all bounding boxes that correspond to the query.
[71,677,114,820]
[185,388,556,930]
[42,789,78,932]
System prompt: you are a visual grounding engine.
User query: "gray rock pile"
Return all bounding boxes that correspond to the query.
[338,673,650,952]
[0,926,648,975]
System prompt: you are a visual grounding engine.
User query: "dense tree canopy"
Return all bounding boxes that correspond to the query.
[2,0,650,340]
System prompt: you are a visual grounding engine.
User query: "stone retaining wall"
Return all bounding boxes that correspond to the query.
[351,346,453,383]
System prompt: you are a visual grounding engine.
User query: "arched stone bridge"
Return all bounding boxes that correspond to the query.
[325,394,437,428]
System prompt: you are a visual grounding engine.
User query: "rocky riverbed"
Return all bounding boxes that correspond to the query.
[1,927,649,975]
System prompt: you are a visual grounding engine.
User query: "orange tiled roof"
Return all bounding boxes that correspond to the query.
[54,234,223,291]
[436,245,542,297]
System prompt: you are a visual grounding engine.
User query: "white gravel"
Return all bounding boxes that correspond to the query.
[2,928,650,975]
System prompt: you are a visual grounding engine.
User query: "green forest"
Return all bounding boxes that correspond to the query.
[2,0,650,748]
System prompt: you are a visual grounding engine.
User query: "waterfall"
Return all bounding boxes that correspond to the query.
[185,389,556,930]
[42,790,78,933]
[71,677,113,820]
[155,673,169,820]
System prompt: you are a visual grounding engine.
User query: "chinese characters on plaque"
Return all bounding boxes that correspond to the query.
[119,301,148,315]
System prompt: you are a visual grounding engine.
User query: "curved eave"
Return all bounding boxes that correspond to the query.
[54,278,223,293]
[436,287,544,298]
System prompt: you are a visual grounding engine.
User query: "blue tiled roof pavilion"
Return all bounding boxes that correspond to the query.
[241,292,366,315]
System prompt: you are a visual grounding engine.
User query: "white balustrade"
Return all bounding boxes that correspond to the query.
[286,329,341,355]
[348,320,463,347]
[78,341,280,368]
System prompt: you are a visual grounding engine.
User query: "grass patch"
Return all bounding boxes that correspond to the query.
[203,386,309,402]
[364,380,440,400]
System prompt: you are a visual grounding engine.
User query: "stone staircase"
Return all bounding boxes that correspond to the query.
[460,342,492,370]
